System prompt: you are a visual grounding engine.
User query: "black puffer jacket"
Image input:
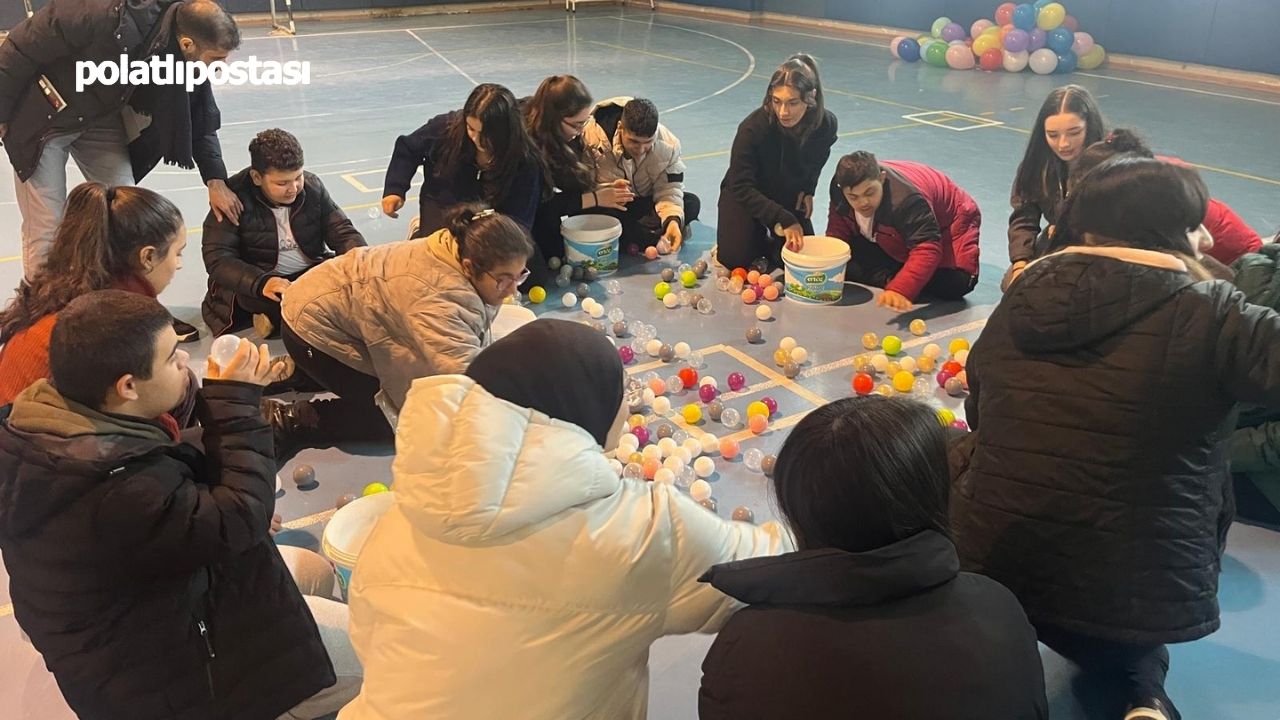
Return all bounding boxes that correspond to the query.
[721,105,837,230]
[954,247,1280,645]
[698,531,1048,719]
[201,167,366,335]
[0,380,334,720]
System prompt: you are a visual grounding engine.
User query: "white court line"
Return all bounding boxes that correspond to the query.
[405,29,478,86]
[313,52,432,79]
[1073,72,1280,108]
[611,17,756,114]
[647,10,886,49]
[238,14,612,41]
[223,112,334,126]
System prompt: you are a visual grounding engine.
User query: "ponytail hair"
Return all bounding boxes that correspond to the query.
[443,202,534,274]
[1066,127,1154,195]
[0,182,183,342]
[764,53,825,138]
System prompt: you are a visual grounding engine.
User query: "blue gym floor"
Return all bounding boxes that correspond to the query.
[2,6,1278,718]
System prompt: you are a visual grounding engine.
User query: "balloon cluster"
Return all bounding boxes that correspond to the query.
[890,1,1106,75]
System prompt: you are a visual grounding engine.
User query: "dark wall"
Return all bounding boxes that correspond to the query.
[6,0,1278,75]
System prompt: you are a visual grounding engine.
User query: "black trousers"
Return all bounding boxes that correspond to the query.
[715,189,812,271]
[844,236,977,301]
[280,321,394,445]
[1036,623,1180,719]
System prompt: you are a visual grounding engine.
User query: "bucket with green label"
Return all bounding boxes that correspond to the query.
[562,215,621,276]
[781,235,852,305]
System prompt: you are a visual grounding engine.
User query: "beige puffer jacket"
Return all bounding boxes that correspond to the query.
[280,229,494,412]
[338,376,792,720]
[583,96,688,224]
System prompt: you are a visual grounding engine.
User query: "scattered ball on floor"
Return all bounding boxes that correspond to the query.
[761,396,778,416]
[528,286,547,304]
[790,346,809,364]
[945,376,966,396]
[745,327,763,343]
[362,482,390,496]
[779,336,797,352]
[336,493,356,509]
[893,370,916,393]
[690,479,713,501]
[747,401,769,419]
[761,454,777,477]
[937,408,957,426]
[909,318,927,336]
[852,372,875,395]
[719,437,741,459]
[683,404,703,424]
[694,456,716,478]
[654,281,671,299]
[292,464,316,487]
[949,338,970,355]
[661,267,676,282]
[731,506,755,523]
[748,414,768,434]
[562,292,577,308]
[697,497,718,513]
[922,343,942,360]
[680,270,698,288]
[882,335,903,356]
[755,305,772,321]
[861,332,879,350]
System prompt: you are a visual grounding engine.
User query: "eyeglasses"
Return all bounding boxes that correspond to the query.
[486,267,531,288]
[562,117,589,134]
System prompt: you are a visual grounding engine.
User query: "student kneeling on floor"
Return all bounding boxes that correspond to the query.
[202,128,366,339]
[0,291,350,720]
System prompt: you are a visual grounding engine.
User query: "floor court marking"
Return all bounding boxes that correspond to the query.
[604,18,757,114]
[681,122,924,162]
[313,51,432,79]
[799,317,989,379]
[405,29,478,86]
[238,14,617,41]
[1073,71,1280,108]
[283,508,338,531]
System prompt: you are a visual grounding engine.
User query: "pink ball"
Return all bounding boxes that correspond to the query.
[950,419,970,431]
[644,246,659,260]
[936,370,955,388]
[727,372,746,392]
[698,384,718,403]
[619,346,635,364]
[632,425,650,446]
[761,396,778,416]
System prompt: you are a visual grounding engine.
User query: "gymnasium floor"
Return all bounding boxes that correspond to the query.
[2,5,1279,718]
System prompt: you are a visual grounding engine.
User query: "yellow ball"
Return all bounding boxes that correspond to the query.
[875,384,894,397]
[682,404,702,424]
[362,482,390,496]
[861,332,879,350]
[747,401,770,419]
[892,370,915,393]
[628,414,646,428]
[882,335,903,356]
[773,348,790,366]
[528,286,547,304]
[949,338,970,355]
[917,356,937,374]
[937,408,957,426]
[886,361,902,377]
[909,318,927,336]
[654,281,671,299]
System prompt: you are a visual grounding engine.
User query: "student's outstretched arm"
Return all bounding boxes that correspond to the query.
[658,485,793,635]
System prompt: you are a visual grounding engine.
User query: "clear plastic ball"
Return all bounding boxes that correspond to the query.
[722,408,741,427]
[672,429,690,446]
[608,308,625,324]
[744,448,764,472]
[666,375,684,393]
[623,462,645,480]
[697,298,714,315]
[605,279,622,296]
[211,334,241,369]
[688,351,704,368]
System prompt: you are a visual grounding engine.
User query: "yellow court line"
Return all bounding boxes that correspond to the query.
[282,507,338,531]
[0,255,19,264]
[719,345,831,408]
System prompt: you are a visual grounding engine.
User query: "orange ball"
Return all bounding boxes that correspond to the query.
[648,378,666,395]
[731,267,748,281]
[719,437,740,459]
[741,289,758,304]
[748,414,768,434]
[762,285,780,301]
[746,269,761,285]
[678,367,698,388]
[642,458,661,479]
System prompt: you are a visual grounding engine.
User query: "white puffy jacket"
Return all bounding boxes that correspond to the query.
[338,376,790,720]
[583,96,688,225]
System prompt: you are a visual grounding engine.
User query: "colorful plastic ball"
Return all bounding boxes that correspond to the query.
[790,346,809,364]
[678,367,698,389]
[897,38,921,63]
[971,33,1000,57]
[632,425,651,446]
[861,332,879,350]
[882,335,903,356]
[748,414,769,434]
[892,370,916,393]
[908,319,927,337]
[755,305,773,321]
[957,370,969,389]
[562,292,577,308]
[899,356,917,374]
[1004,28,1030,53]
[682,404,703,424]
[852,372,875,395]
[698,384,717,403]
[1028,27,1047,51]
[644,246,659,260]
[1063,14,1078,31]
[528,286,547,304]
[1036,2,1065,30]
[362,482,390,496]
[747,401,770,419]
[731,267,748,281]
[761,285,779,301]
[649,377,667,396]
[740,288,758,304]
[746,327,763,344]
[1012,3,1036,31]
[951,419,971,432]
[1045,26,1073,54]
[876,384,894,397]
[719,437,740,460]
[937,408,957,426]
[653,282,671,299]
[628,413,646,428]
[946,44,976,70]
[761,454,777,477]
[995,2,1016,25]
[936,370,955,388]
[783,361,800,379]
[1003,49,1030,72]
[1029,48,1057,74]
[941,360,964,377]
[761,396,778,416]
[949,338,970,354]
[945,377,966,396]
[642,458,661,480]
[336,493,357,509]
[886,361,902,377]
[1078,44,1106,70]
[727,372,746,391]
[680,270,698,288]
[954,349,970,366]
[979,48,1003,71]
[619,346,635,363]
[707,400,725,421]
[890,35,907,59]
[773,348,790,366]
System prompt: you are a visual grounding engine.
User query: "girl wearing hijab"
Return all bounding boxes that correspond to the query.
[338,319,790,720]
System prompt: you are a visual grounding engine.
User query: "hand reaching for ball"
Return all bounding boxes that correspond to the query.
[877,290,913,312]
[206,338,288,386]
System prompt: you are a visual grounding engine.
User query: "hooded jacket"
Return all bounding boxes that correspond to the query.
[826,160,981,300]
[201,167,367,335]
[583,96,688,225]
[698,531,1048,719]
[280,228,496,413]
[721,106,838,231]
[0,380,333,719]
[953,246,1280,644]
[337,376,791,720]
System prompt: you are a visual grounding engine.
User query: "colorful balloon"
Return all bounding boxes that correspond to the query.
[890,35,906,59]
[971,19,995,38]
[999,23,1015,44]
[932,16,952,38]
[1072,31,1095,56]
[1054,49,1078,74]
[1028,28,1048,51]
[946,44,976,69]
[1029,47,1059,74]
[1078,44,1107,70]
[973,33,1002,56]
[1046,27,1074,54]
[1037,2,1066,30]
[925,40,950,67]
[1012,3,1036,31]
[995,2,1017,26]
[979,48,1003,71]
[941,22,965,42]
[898,38,921,63]
[1063,14,1079,32]
[1004,28,1030,52]
[1002,49,1030,72]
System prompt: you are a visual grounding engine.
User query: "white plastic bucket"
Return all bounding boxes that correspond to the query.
[561,215,621,276]
[321,490,396,600]
[781,236,852,305]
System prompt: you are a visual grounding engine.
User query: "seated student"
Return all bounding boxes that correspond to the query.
[953,157,1280,720]
[582,97,700,251]
[338,319,790,720]
[202,128,366,338]
[716,54,838,271]
[272,204,534,457]
[0,290,355,720]
[381,83,542,239]
[699,395,1047,719]
[826,151,981,310]
[1228,243,1280,527]
[0,183,196,416]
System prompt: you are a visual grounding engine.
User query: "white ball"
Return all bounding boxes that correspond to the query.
[608,458,624,476]
[588,304,604,319]
[654,468,676,484]
[790,346,809,364]
[642,389,657,406]
[653,396,672,415]
[642,444,663,461]
[580,298,596,313]
[693,456,716,479]
[779,336,797,352]
[922,343,943,360]
[646,339,663,357]
[663,293,680,308]
[562,293,577,308]
[690,479,713,501]
[682,437,703,457]
[618,432,639,448]
[675,447,693,465]
[699,376,718,389]
[674,342,691,358]
[699,433,719,455]
[755,305,772,321]
[899,356,917,374]
[657,437,678,457]
[954,349,970,366]
[871,354,890,372]
[663,455,685,474]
